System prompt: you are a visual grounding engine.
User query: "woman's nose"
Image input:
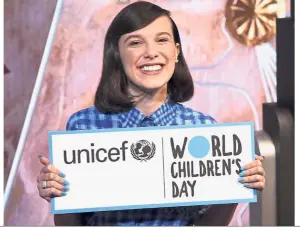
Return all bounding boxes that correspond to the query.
[144,44,159,59]
[144,52,158,59]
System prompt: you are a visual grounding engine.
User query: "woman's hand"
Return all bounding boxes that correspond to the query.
[37,154,69,202]
[238,155,265,191]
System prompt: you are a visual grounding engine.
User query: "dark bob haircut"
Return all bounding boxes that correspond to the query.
[94,1,194,113]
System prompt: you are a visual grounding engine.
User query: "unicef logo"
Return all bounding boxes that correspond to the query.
[130,140,156,162]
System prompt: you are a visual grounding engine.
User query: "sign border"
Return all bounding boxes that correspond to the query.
[48,121,257,214]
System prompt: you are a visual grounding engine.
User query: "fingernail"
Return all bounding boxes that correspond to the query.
[243,183,250,188]
[238,177,244,183]
[241,166,247,171]
[63,186,69,192]
[239,171,246,177]
[59,172,66,178]
[38,154,43,158]
[61,192,67,196]
[63,180,69,186]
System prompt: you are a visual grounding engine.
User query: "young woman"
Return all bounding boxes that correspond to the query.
[37,1,265,226]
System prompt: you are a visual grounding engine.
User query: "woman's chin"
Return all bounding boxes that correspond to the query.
[128,79,168,95]
[139,83,167,93]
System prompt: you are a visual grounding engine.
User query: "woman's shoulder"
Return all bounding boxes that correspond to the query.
[66,106,118,130]
[174,103,217,124]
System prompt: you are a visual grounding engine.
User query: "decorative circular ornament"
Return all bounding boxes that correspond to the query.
[225,0,285,46]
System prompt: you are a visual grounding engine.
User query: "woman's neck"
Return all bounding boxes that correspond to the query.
[133,87,168,116]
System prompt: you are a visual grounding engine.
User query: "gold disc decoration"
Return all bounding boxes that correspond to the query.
[225,0,285,46]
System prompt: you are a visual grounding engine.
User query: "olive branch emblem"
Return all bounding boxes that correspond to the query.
[130,141,156,162]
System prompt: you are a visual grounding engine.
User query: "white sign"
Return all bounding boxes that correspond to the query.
[48,122,256,214]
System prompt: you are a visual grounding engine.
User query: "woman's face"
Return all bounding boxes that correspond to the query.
[118,16,180,95]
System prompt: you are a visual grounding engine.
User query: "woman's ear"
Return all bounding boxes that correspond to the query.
[176,43,180,57]
[175,43,180,63]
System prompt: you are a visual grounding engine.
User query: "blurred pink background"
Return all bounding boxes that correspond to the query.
[4,0,290,226]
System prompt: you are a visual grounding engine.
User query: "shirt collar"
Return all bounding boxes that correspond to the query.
[118,96,176,128]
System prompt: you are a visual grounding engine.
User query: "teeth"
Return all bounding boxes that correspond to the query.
[141,65,162,71]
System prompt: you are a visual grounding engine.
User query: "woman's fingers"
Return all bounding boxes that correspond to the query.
[238,156,266,191]
[38,154,50,166]
[37,154,70,202]
[40,164,66,178]
[43,180,69,191]
[37,176,69,201]
[38,172,69,185]
[238,174,264,183]
[39,187,67,198]
[255,155,264,162]
[37,180,69,198]
[240,165,265,177]
[241,159,262,171]
[243,181,265,191]
[39,154,66,179]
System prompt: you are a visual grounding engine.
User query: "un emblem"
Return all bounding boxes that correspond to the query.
[130,140,156,162]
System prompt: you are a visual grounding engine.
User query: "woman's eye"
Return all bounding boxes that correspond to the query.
[128,41,142,46]
[158,38,169,43]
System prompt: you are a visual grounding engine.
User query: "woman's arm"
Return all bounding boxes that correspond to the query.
[194,204,238,226]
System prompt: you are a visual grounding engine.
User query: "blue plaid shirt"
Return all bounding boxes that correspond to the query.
[66,100,216,226]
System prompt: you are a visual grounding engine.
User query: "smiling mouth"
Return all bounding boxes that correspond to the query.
[138,64,164,75]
